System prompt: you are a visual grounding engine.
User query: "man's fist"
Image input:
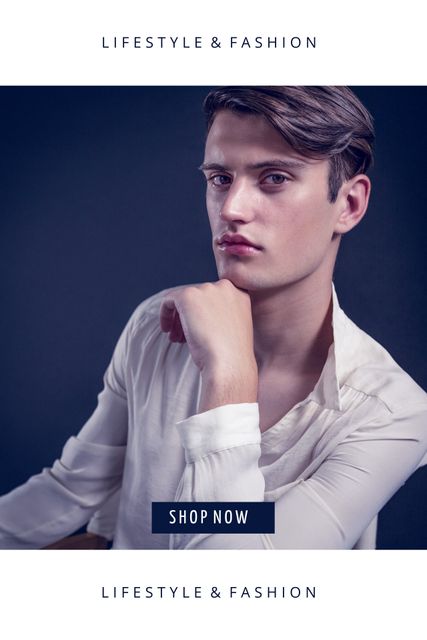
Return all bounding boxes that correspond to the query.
[160,279,258,412]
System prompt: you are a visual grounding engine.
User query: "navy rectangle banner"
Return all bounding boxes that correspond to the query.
[152,502,275,533]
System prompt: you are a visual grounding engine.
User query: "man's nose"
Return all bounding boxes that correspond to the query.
[219,180,255,223]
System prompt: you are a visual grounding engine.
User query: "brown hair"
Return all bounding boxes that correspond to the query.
[203,86,375,202]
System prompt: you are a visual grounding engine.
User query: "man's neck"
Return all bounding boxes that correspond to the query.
[250,274,334,376]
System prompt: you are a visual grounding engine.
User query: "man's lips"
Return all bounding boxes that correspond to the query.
[216,233,263,256]
[217,233,261,248]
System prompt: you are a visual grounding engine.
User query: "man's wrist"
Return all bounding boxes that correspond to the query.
[198,362,258,413]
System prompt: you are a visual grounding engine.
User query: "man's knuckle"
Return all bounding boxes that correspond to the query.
[180,286,198,303]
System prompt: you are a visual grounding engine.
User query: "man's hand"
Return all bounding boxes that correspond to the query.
[160,279,258,412]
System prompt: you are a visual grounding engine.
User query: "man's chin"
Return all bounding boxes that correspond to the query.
[216,267,299,294]
[216,269,261,292]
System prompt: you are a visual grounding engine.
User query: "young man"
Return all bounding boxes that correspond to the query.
[0,87,426,549]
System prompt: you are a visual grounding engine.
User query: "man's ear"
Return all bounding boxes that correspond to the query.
[334,174,371,234]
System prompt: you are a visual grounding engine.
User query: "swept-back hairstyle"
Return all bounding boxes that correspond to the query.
[203,86,375,202]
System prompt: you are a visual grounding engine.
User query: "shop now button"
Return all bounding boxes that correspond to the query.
[151,502,275,533]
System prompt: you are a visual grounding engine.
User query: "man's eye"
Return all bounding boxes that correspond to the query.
[262,174,288,185]
[208,174,231,187]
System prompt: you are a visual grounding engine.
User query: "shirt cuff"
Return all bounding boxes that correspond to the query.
[175,403,260,462]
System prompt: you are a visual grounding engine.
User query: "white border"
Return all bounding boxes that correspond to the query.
[0,1,426,637]
[1,550,425,638]
[0,0,426,84]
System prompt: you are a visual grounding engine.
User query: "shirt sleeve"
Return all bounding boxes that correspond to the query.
[86,488,122,541]
[170,403,270,549]
[170,403,427,550]
[0,314,132,550]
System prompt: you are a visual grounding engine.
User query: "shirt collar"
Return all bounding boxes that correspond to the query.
[307,283,358,412]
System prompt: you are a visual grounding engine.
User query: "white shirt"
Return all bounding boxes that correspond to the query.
[0,285,426,549]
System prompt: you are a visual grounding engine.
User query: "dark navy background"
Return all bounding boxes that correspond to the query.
[0,87,425,548]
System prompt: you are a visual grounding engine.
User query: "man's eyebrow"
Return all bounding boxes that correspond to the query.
[198,159,309,172]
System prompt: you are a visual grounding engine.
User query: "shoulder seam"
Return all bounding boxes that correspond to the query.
[341,383,427,415]
[341,383,393,414]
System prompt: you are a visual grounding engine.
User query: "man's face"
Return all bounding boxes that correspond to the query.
[201,110,345,293]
